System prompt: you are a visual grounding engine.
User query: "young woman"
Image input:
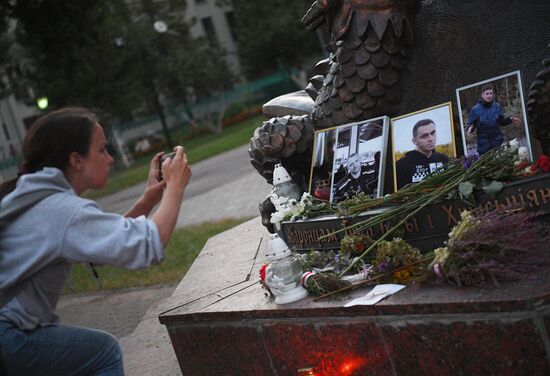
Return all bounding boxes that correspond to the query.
[0,107,191,375]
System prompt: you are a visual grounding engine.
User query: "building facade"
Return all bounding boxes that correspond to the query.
[184,0,240,75]
[0,92,38,181]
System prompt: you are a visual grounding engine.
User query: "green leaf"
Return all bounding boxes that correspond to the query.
[459,181,474,199]
[446,190,458,200]
[482,180,504,196]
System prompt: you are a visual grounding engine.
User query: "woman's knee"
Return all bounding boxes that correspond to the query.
[93,330,123,368]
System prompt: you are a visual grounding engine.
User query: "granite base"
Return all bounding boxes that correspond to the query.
[159,218,550,376]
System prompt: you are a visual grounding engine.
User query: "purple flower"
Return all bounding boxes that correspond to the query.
[378,261,389,272]
[463,151,480,169]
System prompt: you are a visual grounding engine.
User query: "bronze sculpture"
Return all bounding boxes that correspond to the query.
[302,0,421,129]
[250,0,550,232]
[251,0,421,186]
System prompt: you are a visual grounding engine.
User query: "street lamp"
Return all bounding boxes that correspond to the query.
[153,20,168,34]
[36,97,48,110]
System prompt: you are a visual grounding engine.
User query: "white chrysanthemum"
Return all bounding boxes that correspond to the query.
[518,146,529,161]
[270,211,286,225]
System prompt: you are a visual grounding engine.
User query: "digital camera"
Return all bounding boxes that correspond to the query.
[158,151,176,181]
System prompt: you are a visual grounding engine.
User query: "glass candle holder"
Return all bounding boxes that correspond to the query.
[265,233,308,304]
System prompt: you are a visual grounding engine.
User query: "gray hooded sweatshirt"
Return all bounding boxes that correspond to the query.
[0,167,164,330]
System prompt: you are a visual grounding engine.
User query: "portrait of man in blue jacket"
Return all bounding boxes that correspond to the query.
[466,83,520,155]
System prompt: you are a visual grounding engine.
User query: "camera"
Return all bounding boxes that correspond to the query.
[158,151,176,181]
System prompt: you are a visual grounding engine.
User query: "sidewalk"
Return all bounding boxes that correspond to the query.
[56,144,271,369]
[57,284,177,339]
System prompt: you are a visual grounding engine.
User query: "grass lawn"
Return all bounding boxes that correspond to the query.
[85,115,263,199]
[64,218,252,294]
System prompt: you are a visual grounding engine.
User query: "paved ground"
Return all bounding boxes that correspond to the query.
[57,284,177,338]
[57,143,271,339]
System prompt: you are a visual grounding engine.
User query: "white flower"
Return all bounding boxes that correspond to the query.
[270,211,285,225]
[509,138,519,150]
[518,146,529,162]
[269,191,317,225]
[300,192,313,206]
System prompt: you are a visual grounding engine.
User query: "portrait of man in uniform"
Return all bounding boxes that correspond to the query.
[321,116,389,203]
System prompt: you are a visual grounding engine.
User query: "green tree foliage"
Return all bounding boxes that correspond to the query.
[230,0,324,79]
[0,1,30,99]
[4,0,234,123]
[6,1,133,119]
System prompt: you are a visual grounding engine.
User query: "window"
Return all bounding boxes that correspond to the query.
[201,17,217,45]
[225,11,236,41]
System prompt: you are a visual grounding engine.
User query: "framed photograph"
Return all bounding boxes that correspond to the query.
[456,70,532,160]
[308,116,390,203]
[391,102,456,191]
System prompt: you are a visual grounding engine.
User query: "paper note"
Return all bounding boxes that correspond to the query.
[344,284,405,307]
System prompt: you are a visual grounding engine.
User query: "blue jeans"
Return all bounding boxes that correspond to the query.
[0,320,124,376]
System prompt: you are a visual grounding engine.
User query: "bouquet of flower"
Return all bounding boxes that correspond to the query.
[429,210,550,287]
[372,238,425,284]
[340,234,374,257]
[301,271,351,296]
[330,143,546,276]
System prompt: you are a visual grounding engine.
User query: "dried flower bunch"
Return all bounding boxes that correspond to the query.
[301,272,351,296]
[430,210,550,287]
[372,238,424,284]
[339,234,374,257]
[299,250,338,272]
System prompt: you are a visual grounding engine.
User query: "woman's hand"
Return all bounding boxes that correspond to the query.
[144,151,167,203]
[153,145,192,246]
[124,152,166,218]
[160,146,192,194]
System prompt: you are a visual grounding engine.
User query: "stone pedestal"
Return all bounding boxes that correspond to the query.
[159,218,550,375]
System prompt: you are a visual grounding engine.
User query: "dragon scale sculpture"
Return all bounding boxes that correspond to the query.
[304,0,421,129]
